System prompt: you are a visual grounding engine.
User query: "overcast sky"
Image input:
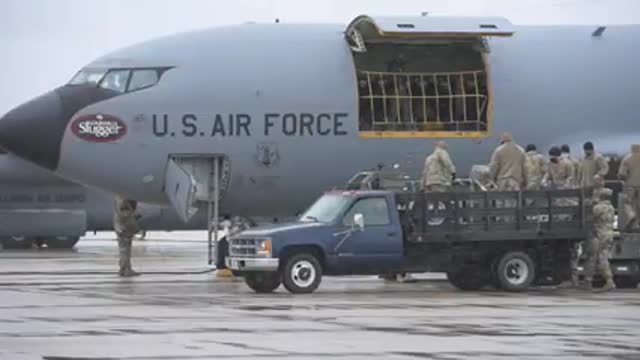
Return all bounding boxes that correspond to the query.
[1,0,639,114]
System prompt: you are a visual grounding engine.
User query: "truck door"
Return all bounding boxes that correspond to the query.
[337,196,404,274]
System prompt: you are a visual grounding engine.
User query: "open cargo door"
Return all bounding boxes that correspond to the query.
[347,15,513,138]
[164,158,198,223]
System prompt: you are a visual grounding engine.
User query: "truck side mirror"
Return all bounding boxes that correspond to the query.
[354,213,365,231]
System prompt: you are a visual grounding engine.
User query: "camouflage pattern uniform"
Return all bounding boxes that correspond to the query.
[618,144,640,231]
[524,149,546,190]
[583,188,616,291]
[114,197,141,277]
[489,136,526,191]
[578,152,609,188]
[423,142,456,192]
[543,157,573,189]
[560,153,579,188]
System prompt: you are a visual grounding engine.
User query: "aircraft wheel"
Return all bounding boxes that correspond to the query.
[1,236,34,249]
[244,272,281,293]
[282,253,322,294]
[45,236,80,249]
[495,251,536,292]
[447,267,488,291]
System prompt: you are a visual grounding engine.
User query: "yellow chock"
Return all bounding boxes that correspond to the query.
[216,268,234,278]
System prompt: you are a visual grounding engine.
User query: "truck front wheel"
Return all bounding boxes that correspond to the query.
[244,272,281,293]
[496,251,536,292]
[282,254,322,294]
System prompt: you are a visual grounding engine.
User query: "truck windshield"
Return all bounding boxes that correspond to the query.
[299,194,351,223]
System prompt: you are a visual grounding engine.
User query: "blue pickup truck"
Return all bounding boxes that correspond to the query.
[226,188,592,294]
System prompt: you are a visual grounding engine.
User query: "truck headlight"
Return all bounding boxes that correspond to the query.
[255,238,272,257]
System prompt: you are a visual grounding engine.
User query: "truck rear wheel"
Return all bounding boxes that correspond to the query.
[282,253,322,294]
[45,236,80,249]
[614,276,639,289]
[244,272,281,293]
[495,251,535,292]
[447,267,488,291]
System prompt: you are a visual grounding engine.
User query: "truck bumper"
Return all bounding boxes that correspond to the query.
[226,257,279,272]
[577,261,640,277]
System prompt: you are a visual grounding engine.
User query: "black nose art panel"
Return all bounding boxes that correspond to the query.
[0,85,119,170]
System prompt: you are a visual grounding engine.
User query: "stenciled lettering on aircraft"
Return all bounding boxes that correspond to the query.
[151,113,349,137]
[0,193,86,204]
[71,114,127,142]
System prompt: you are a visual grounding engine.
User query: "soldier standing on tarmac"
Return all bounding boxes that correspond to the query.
[618,144,640,232]
[582,188,616,292]
[114,197,141,277]
[422,141,456,192]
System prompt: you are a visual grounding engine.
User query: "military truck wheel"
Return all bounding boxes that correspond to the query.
[282,253,322,294]
[447,267,488,291]
[496,251,535,292]
[244,272,281,293]
[45,236,80,249]
[614,276,639,289]
[1,236,33,249]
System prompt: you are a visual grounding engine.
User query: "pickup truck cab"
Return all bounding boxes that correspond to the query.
[227,187,589,294]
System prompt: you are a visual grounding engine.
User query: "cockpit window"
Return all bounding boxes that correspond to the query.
[128,70,160,92]
[99,69,131,93]
[68,69,107,86]
[68,67,170,93]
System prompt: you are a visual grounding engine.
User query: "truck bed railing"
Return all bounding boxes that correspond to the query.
[397,188,590,243]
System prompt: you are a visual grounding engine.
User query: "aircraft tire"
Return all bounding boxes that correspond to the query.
[446,267,488,291]
[44,236,80,249]
[244,272,281,293]
[495,251,536,292]
[282,253,322,294]
[1,236,34,249]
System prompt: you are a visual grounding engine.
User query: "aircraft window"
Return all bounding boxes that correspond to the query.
[99,69,131,93]
[128,69,160,92]
[68,69,107,86]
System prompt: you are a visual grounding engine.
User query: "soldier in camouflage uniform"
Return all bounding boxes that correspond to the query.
[422,141,456,192]
[524,144,546,190]
[114,197,141,277]
[582,188,616,292]
[578,142,609,188]
[560,144,579,188]
[489,132,526,191]
[618,144,640,232]
[543,146,573,189]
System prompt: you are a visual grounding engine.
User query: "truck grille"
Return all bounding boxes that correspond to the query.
[230,238,258,257]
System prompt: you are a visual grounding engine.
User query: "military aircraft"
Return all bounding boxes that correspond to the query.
[0,151,206,249]
[0,15,638,224]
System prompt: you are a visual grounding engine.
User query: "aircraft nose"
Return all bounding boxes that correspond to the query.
[0,90,65,170]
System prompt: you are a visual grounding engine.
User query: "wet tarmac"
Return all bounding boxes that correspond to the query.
[0,233,639,360]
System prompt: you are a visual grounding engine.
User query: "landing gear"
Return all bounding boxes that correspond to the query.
[44,236,80,249]
[1,236,33,249]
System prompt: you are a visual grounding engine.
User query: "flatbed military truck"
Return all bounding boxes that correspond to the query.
[227,186,591,294]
